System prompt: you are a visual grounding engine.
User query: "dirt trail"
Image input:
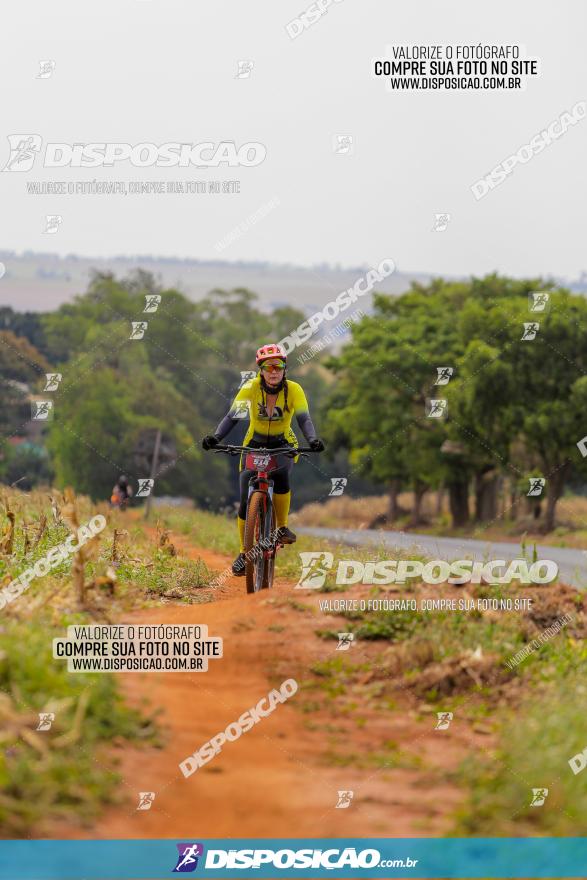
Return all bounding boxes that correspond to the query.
[57,528,483,840]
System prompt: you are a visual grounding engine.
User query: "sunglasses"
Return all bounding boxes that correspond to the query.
[261,361,286,372]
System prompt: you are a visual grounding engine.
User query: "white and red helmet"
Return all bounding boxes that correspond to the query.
[255,343,287,365]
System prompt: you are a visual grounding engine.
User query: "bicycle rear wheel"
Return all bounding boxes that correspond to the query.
[244,491,267,595]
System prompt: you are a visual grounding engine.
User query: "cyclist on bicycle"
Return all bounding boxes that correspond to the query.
[110,474,132,510]
[202,343,325,575]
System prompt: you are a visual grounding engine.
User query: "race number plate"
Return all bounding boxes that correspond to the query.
[246,453,274,470]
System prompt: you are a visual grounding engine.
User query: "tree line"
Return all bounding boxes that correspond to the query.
[1,271,586,532]
[324,274,587,531]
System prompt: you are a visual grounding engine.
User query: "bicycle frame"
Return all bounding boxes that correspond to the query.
[211,444,318,592]
[244,451,279,525]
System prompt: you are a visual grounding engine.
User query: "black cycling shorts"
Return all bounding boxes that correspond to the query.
[237,456,293,519]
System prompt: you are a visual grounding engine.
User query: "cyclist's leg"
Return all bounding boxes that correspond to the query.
[231,468,254,575]
[272,458,294,531]
[237,468,254,550]
[273,491,290,528]
[237,516,246,550]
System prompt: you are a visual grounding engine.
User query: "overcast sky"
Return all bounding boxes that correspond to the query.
[1,0,585,279]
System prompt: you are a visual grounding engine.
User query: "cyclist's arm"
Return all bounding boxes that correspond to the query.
[293,387,318,443]
[212,385,251,441]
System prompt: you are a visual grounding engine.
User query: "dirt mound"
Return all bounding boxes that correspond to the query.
[523,582,586,635]
[403,650,509,698]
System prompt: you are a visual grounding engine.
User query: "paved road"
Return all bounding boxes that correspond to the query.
[297,525,587,589]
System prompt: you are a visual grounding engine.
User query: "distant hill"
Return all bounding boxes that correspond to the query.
[2,251,585,315]
[0,251,433,314]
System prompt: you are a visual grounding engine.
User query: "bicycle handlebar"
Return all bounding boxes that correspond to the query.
[211,444,319,457]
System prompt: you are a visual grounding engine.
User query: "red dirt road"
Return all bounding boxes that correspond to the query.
[56,532,483,840]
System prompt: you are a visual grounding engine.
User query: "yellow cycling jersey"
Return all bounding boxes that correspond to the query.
[229,376,310,447]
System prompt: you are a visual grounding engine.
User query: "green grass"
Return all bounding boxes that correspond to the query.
[0,619,159,837]
[114,550,217,600]
[454,637,587,835]
[154,507,436,589]
[0,517,72,589]
[154,507,241,557]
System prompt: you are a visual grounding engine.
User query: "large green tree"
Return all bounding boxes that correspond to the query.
[324,280,467,524]
[324,274,587,531]
[41,272,310,506]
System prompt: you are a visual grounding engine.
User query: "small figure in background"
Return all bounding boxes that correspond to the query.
[111,474,133,511]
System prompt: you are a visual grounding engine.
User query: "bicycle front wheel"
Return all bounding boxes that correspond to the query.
[244,491,268,595]
[261,502,276,590]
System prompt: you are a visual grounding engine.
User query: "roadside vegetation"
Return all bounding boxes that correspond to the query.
[0,488,218,837]
[146,505,587,834]
[1,492,586,835]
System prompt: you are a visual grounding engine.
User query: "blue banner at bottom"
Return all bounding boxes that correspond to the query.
[0,838,585,879]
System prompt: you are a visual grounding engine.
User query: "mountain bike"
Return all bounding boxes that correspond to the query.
[213,444,317,594]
